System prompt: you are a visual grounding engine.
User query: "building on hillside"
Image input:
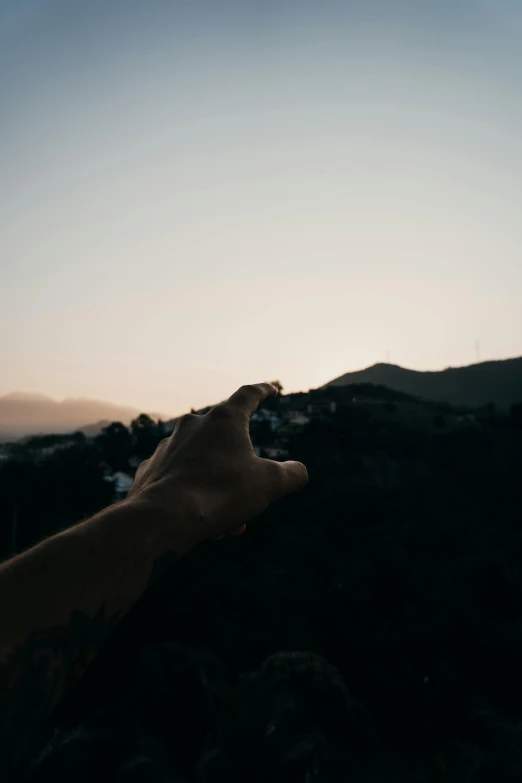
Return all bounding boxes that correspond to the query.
[307,400,337,415]
[279,393,308,409]
[283,411,311,426]
[29,437,83,460]
[251,409,281,431]
[39,446,58,459]
[104,471,134,501]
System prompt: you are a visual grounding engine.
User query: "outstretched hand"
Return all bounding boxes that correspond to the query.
[0,384,307,781]
[128,383,308,548]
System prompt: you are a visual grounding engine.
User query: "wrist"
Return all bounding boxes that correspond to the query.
[122,483,203,555]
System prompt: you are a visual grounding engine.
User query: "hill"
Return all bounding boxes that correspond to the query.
[324,356,522,408]
[10,382,520,781]
[0,392,164,441]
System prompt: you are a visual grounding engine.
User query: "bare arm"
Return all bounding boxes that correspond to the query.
[0,383,308,780]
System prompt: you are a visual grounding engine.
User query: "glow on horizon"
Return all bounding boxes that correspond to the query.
[1,1,521,415]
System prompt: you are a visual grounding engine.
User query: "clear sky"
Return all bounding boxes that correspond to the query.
[1,0,521,416]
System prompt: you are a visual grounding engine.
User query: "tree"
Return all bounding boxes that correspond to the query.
[156,419,167,440]
[95,422,132,472]
[261,380,284,412]
[131,414,160,459]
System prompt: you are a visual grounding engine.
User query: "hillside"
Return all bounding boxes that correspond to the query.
[325,356,522,408]
[0,393,164,441]
[7,383,520,782]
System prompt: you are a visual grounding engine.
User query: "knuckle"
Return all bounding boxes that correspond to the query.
[178,413,195,427]
[154,437,170,456]
[294,460,308,479]
[135,458,150,476]
[210,403,233,421]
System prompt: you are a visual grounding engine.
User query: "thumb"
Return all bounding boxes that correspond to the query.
[263,458,309,502]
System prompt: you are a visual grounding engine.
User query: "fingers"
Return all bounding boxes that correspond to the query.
[227,383,277,418]
[262,458,309,502]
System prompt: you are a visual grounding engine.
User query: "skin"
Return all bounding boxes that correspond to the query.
[0,382,308,780]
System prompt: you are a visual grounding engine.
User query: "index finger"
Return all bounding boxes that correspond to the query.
[227,383,277,417]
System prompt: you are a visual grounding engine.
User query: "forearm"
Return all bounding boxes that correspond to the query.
[0,494,195,779]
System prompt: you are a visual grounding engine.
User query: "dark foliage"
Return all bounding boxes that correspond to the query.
[94,422,133,473]
[2,384,522,781]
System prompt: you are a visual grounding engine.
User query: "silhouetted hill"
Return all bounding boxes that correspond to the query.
[13,381,521,782]
[325,357,522,408]
[0,393,164,441]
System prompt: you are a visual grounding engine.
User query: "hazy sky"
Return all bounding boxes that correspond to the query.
[2,0,521,415]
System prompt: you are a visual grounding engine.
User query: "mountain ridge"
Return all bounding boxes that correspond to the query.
[0,393,167,442]
[324,356,522,408]
[2,356,521,441]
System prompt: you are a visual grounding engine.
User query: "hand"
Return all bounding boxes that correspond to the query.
[127,383,308,548]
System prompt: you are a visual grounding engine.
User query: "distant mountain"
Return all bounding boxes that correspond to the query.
[1,391,52,403]
[79,420,114,438]
[324,357,522,409]
[0,393,164,442]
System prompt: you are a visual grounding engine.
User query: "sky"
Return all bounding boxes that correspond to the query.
[1,0,522,416]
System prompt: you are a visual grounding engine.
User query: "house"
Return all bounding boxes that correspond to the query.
[279,392,308,409]
[251,409,281,431]
[40,446,58,459]
[284,411,311,426]
[104,471,134,501]
[307,400,337,415]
